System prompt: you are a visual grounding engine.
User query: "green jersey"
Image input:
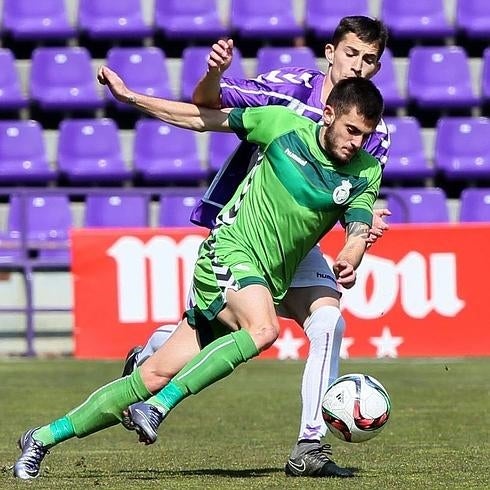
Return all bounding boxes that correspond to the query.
[215,105,381,300]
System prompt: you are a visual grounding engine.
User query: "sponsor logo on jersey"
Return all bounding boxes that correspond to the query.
[285,147,308,166]
[333,180,352,204]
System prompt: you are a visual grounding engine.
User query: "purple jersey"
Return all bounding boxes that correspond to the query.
[190,67,390,228]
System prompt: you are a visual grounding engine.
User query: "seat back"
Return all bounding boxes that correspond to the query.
[373,48,405,110]
[84,194,150,227]
[434,117,490,179]
[208,132,242,173]
[256,46,317,74]
[0,49,27,109]
[386,188,449,223]
[459,188,490,222]
[407,46,476,108]
[456,0,490,38]
[159,190,205,227]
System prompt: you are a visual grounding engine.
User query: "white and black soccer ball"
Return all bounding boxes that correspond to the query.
[322,373,391,443]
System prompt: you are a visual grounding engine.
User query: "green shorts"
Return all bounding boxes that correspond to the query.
[184,240,269,330]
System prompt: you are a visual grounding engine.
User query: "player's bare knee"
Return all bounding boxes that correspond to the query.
[139,363,172,392]
[247,321,280,351]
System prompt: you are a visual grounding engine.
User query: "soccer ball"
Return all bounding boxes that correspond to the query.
[322,373,391,443]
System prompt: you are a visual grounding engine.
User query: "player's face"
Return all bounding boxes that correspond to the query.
[325,33,381,84]
[322,106,377,164]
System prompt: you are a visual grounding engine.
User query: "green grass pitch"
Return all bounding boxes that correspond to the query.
[1,358,489,489]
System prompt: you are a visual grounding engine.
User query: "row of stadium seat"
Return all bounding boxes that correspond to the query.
[1,0,489,45]
[1,187,489,264]
[1,45,489,116]
[1,116,489,186]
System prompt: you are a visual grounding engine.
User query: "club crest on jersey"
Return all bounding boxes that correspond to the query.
[333,180,352,204]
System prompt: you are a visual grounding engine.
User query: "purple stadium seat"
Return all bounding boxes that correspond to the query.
[383,117,434,180]
[373,48,405,110]
[482,48,490,103]
[407,46,478,109]
[134,119,206,184]
[305,0,369,38]
[459,188,490,222]
[385,188,449,223]
[57,119,132,184]
[434,117,490,180]
[256,47,317,74]
[0,120,56,184]
[78,0,152,39]
[2,0,75,41]
[230,0,303,39]
[84,194,150,227]
[155,0,228,39]
[208,132,241,174]
[380,0,454,39]
[456,0,490,39]
[159,189,205,227]
[6,194,72,265]
[106,47,172,110]
[180,46,245,101]
[0,49,28,110]
[30,47,104,111]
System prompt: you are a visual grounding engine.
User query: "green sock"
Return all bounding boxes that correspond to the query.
[147,329,259,412]
[34,368,152,445]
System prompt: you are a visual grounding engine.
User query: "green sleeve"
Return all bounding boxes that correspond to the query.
[227,106,303,148]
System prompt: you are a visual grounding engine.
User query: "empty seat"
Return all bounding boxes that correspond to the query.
[0,49,28,110]
[407,46,478,109]
[133,119,206,184]
[456,0,490,39]
[208,132,241,174]
[57,119,132,184]
[106,47,173,110]
[78,0,152,39]
[381,0,454,39]
[230,0,303,39]
[459,188,490,222]
[383,117,434,180]
[385,188,449,223]
[305,0,369,39]
[30,47,104,111]
[0,120,56,184]
[434,117,490,180]
[256,46,317,74]
[373,48,405,110]
[180,46,245,101]
[84,194,150,227]
[159,189,205,227]
[2,0,75,41]
[155,0,228,39]
[6,194,72,265]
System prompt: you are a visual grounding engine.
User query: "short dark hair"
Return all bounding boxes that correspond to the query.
[326,78,384,124]
[332,16,388,60]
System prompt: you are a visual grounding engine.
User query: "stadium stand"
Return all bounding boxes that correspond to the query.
[133,119,206,185]
[57,118,132,184]
[434,117,490,180]
[305,0,370,40]
[459,188,490,222]
[78,0,152,40]
[456,0,490,40]
[84,193,150,227]
[0,49,28,111]
[154,0,229,40]
[159,188,205,227]
[372,48,405,111]
[256,46,317,73]
[384,187,450,223]
[207,132,241,175]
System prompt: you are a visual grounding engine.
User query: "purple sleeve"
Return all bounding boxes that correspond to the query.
[363,117,391,167]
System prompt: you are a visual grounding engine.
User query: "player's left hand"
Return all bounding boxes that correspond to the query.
[97,65,133,104]
[333,260,356,289]
[366,208,391,248]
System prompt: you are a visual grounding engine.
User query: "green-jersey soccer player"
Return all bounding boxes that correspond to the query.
[14,69,383,480]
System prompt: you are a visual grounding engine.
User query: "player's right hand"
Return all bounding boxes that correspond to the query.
[207,39,234,75]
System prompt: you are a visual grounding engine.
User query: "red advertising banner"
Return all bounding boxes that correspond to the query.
[72,224,490,359]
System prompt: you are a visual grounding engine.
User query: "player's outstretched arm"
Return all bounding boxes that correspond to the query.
[192,38,234,108]
[97,65,232,133]
[333,221,370,289]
